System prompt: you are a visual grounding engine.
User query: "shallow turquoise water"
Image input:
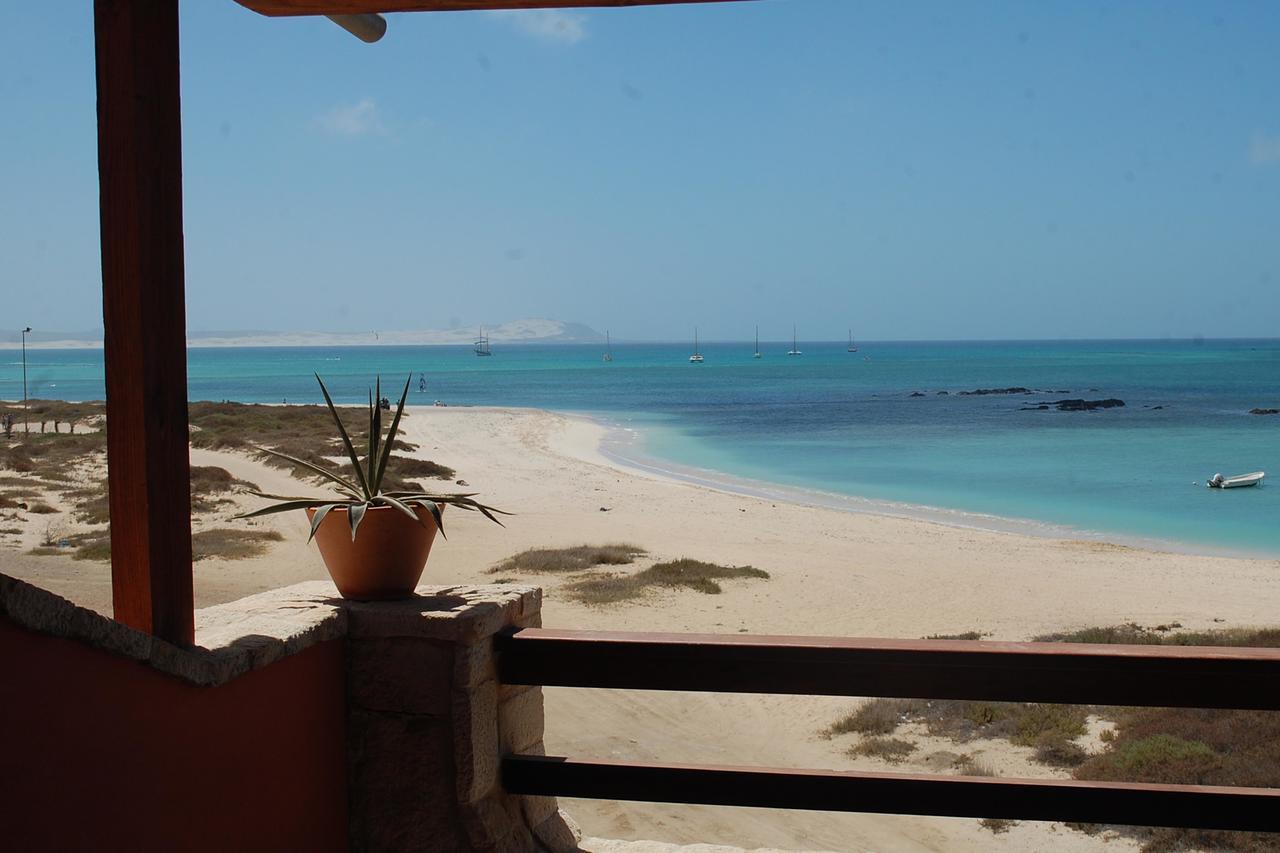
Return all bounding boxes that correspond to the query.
[3,339,1278,556]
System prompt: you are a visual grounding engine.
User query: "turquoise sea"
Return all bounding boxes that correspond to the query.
[3,339,1278,557]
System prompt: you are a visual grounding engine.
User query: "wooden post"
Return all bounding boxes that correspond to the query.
[95,0,194,645]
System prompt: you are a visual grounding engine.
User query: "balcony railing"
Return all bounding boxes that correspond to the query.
[496,629,1280,832]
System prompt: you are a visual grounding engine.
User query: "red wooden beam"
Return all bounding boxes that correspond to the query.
[95,0,194,645]
[502,756,1280,832]
[496,628,1280,709]
[234,0,746,16]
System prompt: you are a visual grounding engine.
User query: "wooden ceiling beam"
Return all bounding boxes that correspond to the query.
[235,0,744,17]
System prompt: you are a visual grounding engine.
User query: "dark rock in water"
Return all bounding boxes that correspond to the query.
[1089,388,1100,392]
[1251,408,1280,415]
[959,387,1033,396]
[1052,398,1125,412]
[910,391,926,397]
[1150,406,1164,410]
[1021,405,1051,411]
[936,391,950,396]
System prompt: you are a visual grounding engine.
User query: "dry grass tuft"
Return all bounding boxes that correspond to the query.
[828,699,923,737]
[491,544,647,574]
[567,558,769,605]
[851,737,916,763]
[192,528,284,561]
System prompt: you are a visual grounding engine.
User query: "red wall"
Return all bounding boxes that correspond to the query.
[0,617,348,852]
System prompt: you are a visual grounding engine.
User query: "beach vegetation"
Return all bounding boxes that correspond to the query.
[192,528,285,560]
[1033,733,1088,767]
[1047,625,1280,852]
[187,400,450,490]
[979,818,1016,834]
[234,374,506,541]
[53,527,286,562]
[189,465,258,511]
[851,737,916,763]
[829,697,1087,745]
[924,631,990,640]
[827,698,922,737]
[567,558,769,605]
[490,544,646,574]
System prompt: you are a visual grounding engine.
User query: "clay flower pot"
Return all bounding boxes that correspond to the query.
[306,503,443,600]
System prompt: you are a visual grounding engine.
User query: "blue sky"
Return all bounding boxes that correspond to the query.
[2,0,1278,341]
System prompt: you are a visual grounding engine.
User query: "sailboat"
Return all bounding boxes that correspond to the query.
[787,325,802,356]
[689,328,704,363]
[473,327,492,357]
[603,330,613,362]
[848,329,858,353]
[753,326,762,359]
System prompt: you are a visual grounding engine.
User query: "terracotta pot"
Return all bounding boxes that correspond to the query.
[306,503,442,600]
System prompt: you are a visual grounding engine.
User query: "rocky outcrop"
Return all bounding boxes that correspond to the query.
[958,387,1032,396]
[1051,398,1125,412]
[1250,408,1279,415]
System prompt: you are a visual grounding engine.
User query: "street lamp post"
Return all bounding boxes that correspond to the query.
[21,326,31,434]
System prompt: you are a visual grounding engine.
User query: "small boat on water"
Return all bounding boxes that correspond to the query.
[787,324,801,356]
[689,328,704,363]
[848,328,858,353]
[1207,471,1265,489]
[603,330,613,362]
[753,325,761,359]
[473,327,492,357]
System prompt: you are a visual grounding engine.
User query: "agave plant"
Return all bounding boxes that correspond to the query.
[236,373,507,541]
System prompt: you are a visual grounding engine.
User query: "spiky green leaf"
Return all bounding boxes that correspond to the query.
[373,375,412,494]
[254,447,363,499]
[315,373,372,500]
[373,494,430,529]
[233,499,337,520]
[307,503,340,542]
[348,501,368,541]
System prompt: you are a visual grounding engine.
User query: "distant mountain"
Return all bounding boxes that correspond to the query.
[0,319,606,349]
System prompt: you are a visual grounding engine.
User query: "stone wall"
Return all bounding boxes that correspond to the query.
[340,585,579,852]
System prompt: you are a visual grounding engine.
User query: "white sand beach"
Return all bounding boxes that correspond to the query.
[5,406,1279,851]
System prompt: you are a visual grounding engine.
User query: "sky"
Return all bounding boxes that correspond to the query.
[2,0,1278,342]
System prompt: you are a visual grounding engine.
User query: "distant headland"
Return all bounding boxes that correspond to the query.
[0,318,605,350]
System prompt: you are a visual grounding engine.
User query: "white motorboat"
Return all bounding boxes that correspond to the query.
[1207,471,1265,489]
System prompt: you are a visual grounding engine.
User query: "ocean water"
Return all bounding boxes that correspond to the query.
[3,339,1278,557]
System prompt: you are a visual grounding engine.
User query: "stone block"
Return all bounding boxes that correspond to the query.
[347,708,466,851]
[532,809,583,853]
[455,637,497,690]
[342,585,541,643]
[519,792,560,831]
[348,636,453,715]
[461,793,536,851]
[455,678,500,803]
[498,685,546,755]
